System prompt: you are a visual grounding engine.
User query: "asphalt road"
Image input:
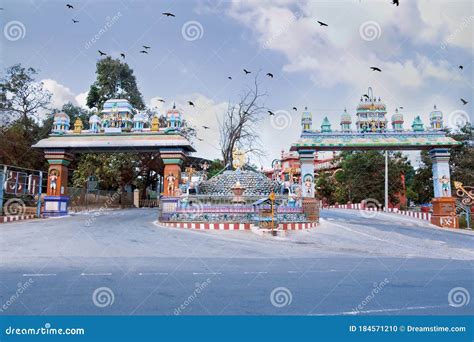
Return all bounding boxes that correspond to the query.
[0,208,472,315]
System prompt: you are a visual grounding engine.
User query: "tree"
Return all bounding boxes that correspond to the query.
[449,123,474,186]
[86,57,145,110]
[219,74,267,167]
[0,64,52,169]
[411,151,433,204]
[0,64,51,133]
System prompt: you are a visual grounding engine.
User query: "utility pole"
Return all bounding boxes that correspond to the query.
[385,150,388,212]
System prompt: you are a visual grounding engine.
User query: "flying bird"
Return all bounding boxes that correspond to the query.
[202,126,210,129]
[72,19,79,23]
[162,12,175,17]
[317,21,328,27]
[363,94,370,99]
[139,50,148,54]
[197,138,204,141]
[120,53,125,59]
[459,65,463,70]
[157,98,165,103]
[392,0,399,6]
[227,76,232,80]
[243,69,251,74]
[399,106,404,109]
[266,72,274,78]
[66,4,74,9]
[188,101,195,107]
[460,98,468,105]
[143,45,151,49]
[292,107,297,111]
[268,110,275,116]
[370,66,382,72]
[98,50,107,56]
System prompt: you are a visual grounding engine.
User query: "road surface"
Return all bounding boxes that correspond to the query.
[0,208,472,315]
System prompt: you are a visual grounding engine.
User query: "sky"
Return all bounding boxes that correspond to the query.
[1,0,473,167]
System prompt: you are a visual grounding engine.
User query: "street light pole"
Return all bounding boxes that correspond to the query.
[385,150,388,212]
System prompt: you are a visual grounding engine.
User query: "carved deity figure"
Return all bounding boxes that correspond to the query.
[49,169,59,196]
[304,175,313,196]
[439,175,450,197]
[166,172,176,196]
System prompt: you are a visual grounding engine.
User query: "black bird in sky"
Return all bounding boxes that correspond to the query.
[460,98,468,105]
[292,107,297,111]
[98,50,107,56]
[120,53,125,59]
[188,101,195,107]
[243,69,251,74]
[392,0,399,6]
[268,110,275,116]
[66,4,74,9]
[197,138,204,141]
[139,50,148,54]
[162,12,175,17]
[399,106,404,109]
[143,45,151,49]
[370,66,382,72]
[363,94,370,99]
[157,98,165,103]
[266,72,274,78]
[459,65,463,70]
[317,21,328,27]
[228,76,232,80]
[202,125,210,129]
[72,19,79,23]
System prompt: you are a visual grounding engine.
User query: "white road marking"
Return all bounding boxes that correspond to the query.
[22,273,56,277]
[310,305,449,316]
[243,271,268,274]
[192,272,221,275]
[80,273,112,276]
[138,272,168,276]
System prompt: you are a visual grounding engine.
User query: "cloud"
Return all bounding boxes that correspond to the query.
[41,79,78,108]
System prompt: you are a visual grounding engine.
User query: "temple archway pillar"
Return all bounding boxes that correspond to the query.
[161,149,186,197]
[429,148,458,228]
[43,149,74,217]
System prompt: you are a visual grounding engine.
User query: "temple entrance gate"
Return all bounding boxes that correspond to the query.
[291,88,462,228]
[32,99,195,217]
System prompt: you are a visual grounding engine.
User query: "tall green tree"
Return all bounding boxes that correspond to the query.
[86,57,145,110]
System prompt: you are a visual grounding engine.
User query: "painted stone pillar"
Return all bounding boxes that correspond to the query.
[161,149,186,197]
[429,148,458,228]
[299,150,315,198]
[299,150,319,222]
[43,149,74,217]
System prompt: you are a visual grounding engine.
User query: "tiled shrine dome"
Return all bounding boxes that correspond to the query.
[200,170,279,196]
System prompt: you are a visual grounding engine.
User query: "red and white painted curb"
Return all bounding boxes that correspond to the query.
[1,215,37,224]
[159,221,318,230]
[327,204,431,222]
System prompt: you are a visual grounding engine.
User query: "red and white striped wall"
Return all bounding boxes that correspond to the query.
[160,221,318,230]
[327,204,431,222]
[1,215,37,224]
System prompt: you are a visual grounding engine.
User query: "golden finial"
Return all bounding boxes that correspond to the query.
[151,116,160,132]
[73,117,83,133]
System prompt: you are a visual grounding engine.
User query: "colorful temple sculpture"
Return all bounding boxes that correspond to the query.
[34,99,195,217]
[290,87,461,228]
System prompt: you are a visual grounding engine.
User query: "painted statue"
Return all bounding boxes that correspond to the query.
[439,175,450,197]
[304,174,313,196]
[166,172,177,196]
[232,147,246,170]
[49,169,59,196]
